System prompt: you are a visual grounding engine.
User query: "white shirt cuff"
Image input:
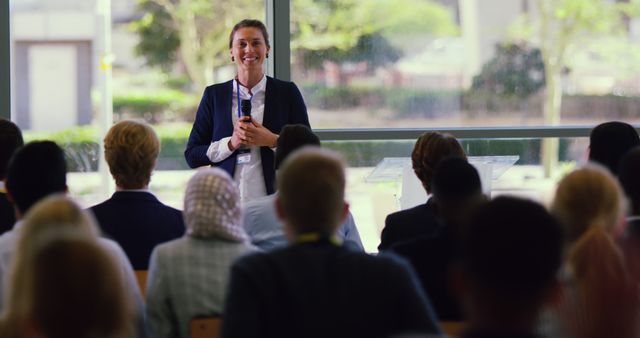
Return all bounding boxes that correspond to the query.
[207,137,234,163]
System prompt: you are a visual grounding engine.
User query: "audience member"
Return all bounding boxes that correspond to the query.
[1,235,131,338]
[392,157,485,321]
[618,146,640,281]
[90,120,185,270]
[589,121,639,176]
[146,168,256,338]
[221,148,441,338]
[550,165,638,338]
[0,143,147,337]
[0,119,23,234]
[379,131,466,251]
[243,124,363,251]
[455,196,563,338]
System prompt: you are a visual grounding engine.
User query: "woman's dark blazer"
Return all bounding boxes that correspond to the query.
[184,76,310,195]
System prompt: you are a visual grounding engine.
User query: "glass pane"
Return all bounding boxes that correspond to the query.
[12,0,264,206]
[291,0,640,129]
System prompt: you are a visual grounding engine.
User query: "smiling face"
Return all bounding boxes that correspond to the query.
[230,27,270,74]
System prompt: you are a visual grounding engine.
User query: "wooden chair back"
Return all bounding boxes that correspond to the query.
[134,270,148,298]
[190,317,222,338]
[440,321,467,337]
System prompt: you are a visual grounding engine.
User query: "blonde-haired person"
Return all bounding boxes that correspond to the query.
[378,131,466,251]
[221,148,440,338]
[0,195,138,338]
[146,168,255,338]
[90,120,185,270]
[545,164,639,338]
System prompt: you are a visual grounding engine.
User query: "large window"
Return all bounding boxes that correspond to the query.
[6,0,639,252]
[290,0,640,129]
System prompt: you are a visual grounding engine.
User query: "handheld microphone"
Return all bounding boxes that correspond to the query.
[240,99,252,121]
[238,99,252,155]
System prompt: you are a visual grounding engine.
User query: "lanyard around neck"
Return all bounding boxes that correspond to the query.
[236,80,253,119]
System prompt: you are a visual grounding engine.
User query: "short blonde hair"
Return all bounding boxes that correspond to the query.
[2,195,131,338]
[277,147,345,235]
[104,120,160,189]
[551,164,626,244]
[412,132,466,193]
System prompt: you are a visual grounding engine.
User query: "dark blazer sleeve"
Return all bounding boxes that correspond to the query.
[220,256,265,338]
[185,87,216,168]
[260,78,310,194]
[379,213,399,251]
[382,254,442,335]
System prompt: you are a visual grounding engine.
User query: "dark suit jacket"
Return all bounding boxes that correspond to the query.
[0,193,15,235]
[378,199,441,251]
[89,191,185,270]
[392,227,463,321]
[221,239,441,338]
[184,77,310,195]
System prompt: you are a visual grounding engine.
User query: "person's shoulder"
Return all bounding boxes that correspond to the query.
[0,229,17,252]
[244,194,275,211]
[97,237,130,262]
[207,79,234,91]
[388,203,436,223]
[267,76,300,91]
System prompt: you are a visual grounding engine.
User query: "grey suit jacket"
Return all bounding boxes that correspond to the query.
[145,236,255,338]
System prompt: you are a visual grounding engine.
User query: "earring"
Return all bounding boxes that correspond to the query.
[231,56,235,62]
[266,53,269,59]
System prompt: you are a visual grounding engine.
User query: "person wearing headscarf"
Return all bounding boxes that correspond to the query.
[146,168,255,338]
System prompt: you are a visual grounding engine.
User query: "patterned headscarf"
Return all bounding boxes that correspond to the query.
[183,168,248,242]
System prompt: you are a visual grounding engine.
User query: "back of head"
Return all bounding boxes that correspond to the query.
[432,156,482,203]
[460,196,562,312]
[183,167,247,242]
[412,132,466,193]
[17,194,100,255]
[0,118,24,180]
[431,157,484,227]
[17,238,130,338]
[104,120,160,189]
[6,195,102,313]
[274,124,320,170]
[551,164,625,244]
[277,148,345,235]
[618,146,640,213]
[5,141,67,215]
[589,121,639,176]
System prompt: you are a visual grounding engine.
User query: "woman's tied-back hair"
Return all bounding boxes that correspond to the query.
[411,132,466,194]
[104,120,160,189]
[183,167,248,242]
[228,19,270,49]
[551,164,625,244]
[2,195,131,338]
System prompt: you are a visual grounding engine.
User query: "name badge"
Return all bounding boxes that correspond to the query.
[237,152,251,165]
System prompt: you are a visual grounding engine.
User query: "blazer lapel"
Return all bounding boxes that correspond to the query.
[262,76,276,133]
[218,80,234,136]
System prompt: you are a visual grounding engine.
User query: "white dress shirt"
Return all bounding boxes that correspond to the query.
[206,75,270,203]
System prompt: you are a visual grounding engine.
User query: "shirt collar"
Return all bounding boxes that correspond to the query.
[233,74,267,97]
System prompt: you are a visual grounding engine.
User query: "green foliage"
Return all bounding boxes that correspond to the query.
[292,0,458,71]
[130,0,261,88]
[301,32,403,69]
[302,84,460,117]
[113,91,198,122]
[22,124,194,172]
[129,1,180,71]
[472,42,545,98]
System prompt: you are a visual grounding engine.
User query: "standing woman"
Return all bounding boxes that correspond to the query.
[185,19,310,203]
